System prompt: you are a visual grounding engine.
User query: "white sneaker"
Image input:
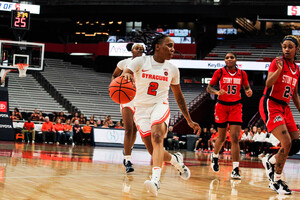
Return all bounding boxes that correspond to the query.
[231,167,241,180]
[172,152,191,180]
[269,180,292,195]
[144,179,160,196]
[262,154,275,182]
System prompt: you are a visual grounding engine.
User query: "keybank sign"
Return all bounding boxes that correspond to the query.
[170,59,273,71]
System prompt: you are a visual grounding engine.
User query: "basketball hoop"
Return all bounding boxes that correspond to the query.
[16,63,28,77]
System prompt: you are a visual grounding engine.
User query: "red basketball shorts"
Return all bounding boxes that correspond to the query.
[259,96,298,133]
[214,102,243,124]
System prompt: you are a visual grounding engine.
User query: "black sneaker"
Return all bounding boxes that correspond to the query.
[231,167,241,179]
[262,154,275,182]
[211,154,219,172]
[123,159,134,173]
[269,180,292,195]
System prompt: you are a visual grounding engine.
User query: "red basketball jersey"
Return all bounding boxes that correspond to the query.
[210,67,249,102]
[263,58,299,104]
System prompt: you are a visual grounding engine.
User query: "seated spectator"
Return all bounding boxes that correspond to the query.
[93,122,98,128]
[240,127,254,154]
[166,126,179,150]
[14,108,22,120]
[21,118,35,143]
[264,133,280,154]
[196,127,211,151]
[52,112,60,122]
[73,120,83,145]
[10,111,18,121]
[58,112,66,123]
[41,116,55,143]
[64,119,73,145]
[96,120,102,127]
[104,115,114,127]
[82,121,92,145]
[208,128,218,151]
[39,111,45,122]
[194,127,202,151]
[54,119,64,144]
[115,121,124,129]
[71,112,80,124]
[31,109,39,121]
[79,114,86,124]
[89,115,95,125]
[102,121,110,128]
[252,127,267,156]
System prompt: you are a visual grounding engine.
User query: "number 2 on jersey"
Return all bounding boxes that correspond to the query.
[283,86,293,98]
[147,82,159,96]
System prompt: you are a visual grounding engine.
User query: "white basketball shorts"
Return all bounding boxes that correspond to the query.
[134,103,170,138]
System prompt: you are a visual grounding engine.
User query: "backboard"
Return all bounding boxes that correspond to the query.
[0,40,44,71]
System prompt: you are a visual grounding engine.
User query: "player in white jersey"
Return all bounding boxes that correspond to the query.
[123,35,200,196]
[112,43,145,173]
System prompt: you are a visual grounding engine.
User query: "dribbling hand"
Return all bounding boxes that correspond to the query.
[275,57,283,71]
[188,121,201,135]
[122,73,135,83]
[216,89,226,96]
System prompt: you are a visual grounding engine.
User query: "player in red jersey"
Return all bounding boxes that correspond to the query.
[260,35,300,195]
[207,52,252,179]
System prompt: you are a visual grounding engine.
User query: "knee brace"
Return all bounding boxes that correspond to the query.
[288,139,300,156]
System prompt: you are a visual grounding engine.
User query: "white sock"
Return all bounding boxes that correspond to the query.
[124,155,131,162]
[152,167,161,182]
[233,162,239,169]
[212,153,219,158]
[269,155,276,164]
[274,173,281,182]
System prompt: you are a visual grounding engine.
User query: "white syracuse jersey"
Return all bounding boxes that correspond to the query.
[117,57,132,71]
[128,56,180,107]
[116,57,136,111]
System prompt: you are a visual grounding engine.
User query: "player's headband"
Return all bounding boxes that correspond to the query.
[132,43,144,50]
[282,37,298,47]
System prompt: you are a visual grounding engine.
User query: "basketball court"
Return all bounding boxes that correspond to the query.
[0,141,298,199]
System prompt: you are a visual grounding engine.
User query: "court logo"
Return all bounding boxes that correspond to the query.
[274,115,283,123]
[0,102,7,113]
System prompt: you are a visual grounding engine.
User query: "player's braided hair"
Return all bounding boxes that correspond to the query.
[150,34,169,55]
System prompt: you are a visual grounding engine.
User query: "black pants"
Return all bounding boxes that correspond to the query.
[43,131,56,143]
[82,133,91,145]
[73,132,83,145]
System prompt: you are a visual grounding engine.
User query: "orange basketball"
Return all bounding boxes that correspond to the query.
[109,76,136,104]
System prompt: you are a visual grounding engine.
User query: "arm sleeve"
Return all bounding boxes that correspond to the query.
[242,71,249,86]
[209,69,221,86]
[127,57,144,73]
[268,59,278,73]
[171,66,180,85]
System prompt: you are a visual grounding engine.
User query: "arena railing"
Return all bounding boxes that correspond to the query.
[170,92,209,126]
[32,71,78,114]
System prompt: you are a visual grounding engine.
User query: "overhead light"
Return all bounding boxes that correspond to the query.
[79,23,83,26]
[109,21,113,24]
[101,23,105,26]
[76,21,80,24]
[90,23,94,25]
[117,21,122,25]
[117,30,120,32]
[81,32,86,34]
[86,21,89,24]
[95,21,99,24]
[70,53,93,56]
[75,32,81,34]
[75,42,78,44]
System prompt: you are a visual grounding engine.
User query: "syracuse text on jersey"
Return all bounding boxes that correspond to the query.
[142,72,168,81]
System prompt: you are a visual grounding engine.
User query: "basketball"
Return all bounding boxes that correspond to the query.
[109,76,136,104]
